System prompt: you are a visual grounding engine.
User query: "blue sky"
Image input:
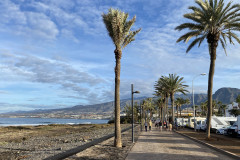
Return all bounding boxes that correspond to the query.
[0,0,239,113]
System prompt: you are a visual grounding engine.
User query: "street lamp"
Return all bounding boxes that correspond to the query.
[131,84,140,143]
[140,103,143,132]
[192,73,206,131]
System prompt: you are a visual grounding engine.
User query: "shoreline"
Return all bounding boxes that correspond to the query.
[0,117,109,127]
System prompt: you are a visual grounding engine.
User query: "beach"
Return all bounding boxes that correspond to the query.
[0,123,132,160]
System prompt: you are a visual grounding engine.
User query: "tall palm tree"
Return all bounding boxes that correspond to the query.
[176,0,240,139]
[155,76,170,122]
[160,74,189,125]
[102,8,141,147]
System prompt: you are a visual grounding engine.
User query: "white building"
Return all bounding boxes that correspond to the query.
[225,102,239,117]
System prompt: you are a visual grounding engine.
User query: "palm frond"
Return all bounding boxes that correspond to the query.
[102,8,141,50]
[176,31,202,43]
[186,36,204,53]
[176,0,240,54]
[175,23,204,31]
[220,38,227,55]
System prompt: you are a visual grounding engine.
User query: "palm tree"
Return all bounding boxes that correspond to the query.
[176,0,240,139]
[175,97,187,118]
[155,98,164,120]
[184,98,191,117]
[175,98,181,118]
[161,74,189,125]
[236,95,240,108]
[200,101,208,116]
[155,76,170,123]
[102,8,141,147]
[219,104,227,116]
[144,98,155,120]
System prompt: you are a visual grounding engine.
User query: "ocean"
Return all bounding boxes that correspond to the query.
[0,117,109,126]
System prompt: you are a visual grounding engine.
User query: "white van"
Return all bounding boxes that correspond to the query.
[201,116,237,131]
[175,118,188,127]
[188,117,206,129]
[196,119,206,131]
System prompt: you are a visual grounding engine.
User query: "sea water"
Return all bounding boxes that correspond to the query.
[0,117,109,126]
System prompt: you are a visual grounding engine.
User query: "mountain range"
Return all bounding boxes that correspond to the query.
[1,87,240,118]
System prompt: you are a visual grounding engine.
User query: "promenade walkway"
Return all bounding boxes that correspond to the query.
[125,127,234,160]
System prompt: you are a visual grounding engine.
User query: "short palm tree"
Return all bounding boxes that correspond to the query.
[176,0,240,139]
[175,99,181,118]
[143,98,155,119]
[155,98,164,120]
[175,97,186,118]
[201,101,208,116]
[236,95,240,108]
[102,8,141,147]
[184,98,191,117]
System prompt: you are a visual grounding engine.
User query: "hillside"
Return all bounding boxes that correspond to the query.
[1,87,240,118]
[213,87,240,104]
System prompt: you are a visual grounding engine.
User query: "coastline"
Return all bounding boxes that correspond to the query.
[0,117,109,126]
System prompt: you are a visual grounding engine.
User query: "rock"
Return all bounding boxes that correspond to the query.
[56,147,62,150]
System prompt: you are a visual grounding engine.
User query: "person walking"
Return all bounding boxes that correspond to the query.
[149,120,152,131]
[163,121,166,129]
[144,121,148,132]
[159,121,162,131]
[169,123,172,131]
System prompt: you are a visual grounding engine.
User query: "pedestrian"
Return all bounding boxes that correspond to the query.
[166,121,168,131]
[155,120,159,128]
[163,121,166,129]
[144,122,148,132]
[169,123,172,131]
[159,121,162,131]
[149,120,152,131]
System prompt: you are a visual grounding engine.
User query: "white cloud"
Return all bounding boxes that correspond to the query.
[0,0,59,39]
[0,52,110,104]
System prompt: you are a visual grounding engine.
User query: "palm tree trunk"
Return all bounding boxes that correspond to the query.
[162,97,166,123]
[114,49,122,148]
[180,106,182,117]
[161,107,162,121]
[166,95,169,123]
[162,98,165,123]
[206,43,217,140]
[158,106,161,118]
[177,106,179,118]
[171,94,175,125]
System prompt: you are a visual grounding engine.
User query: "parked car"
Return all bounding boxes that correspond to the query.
[226,116,240,137]
[216,126,230,135]
[226,123,238,136]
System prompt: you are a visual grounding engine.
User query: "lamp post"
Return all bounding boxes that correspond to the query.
[140,103,142,132]
[192,73,206,131]
[131,84,140,143]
